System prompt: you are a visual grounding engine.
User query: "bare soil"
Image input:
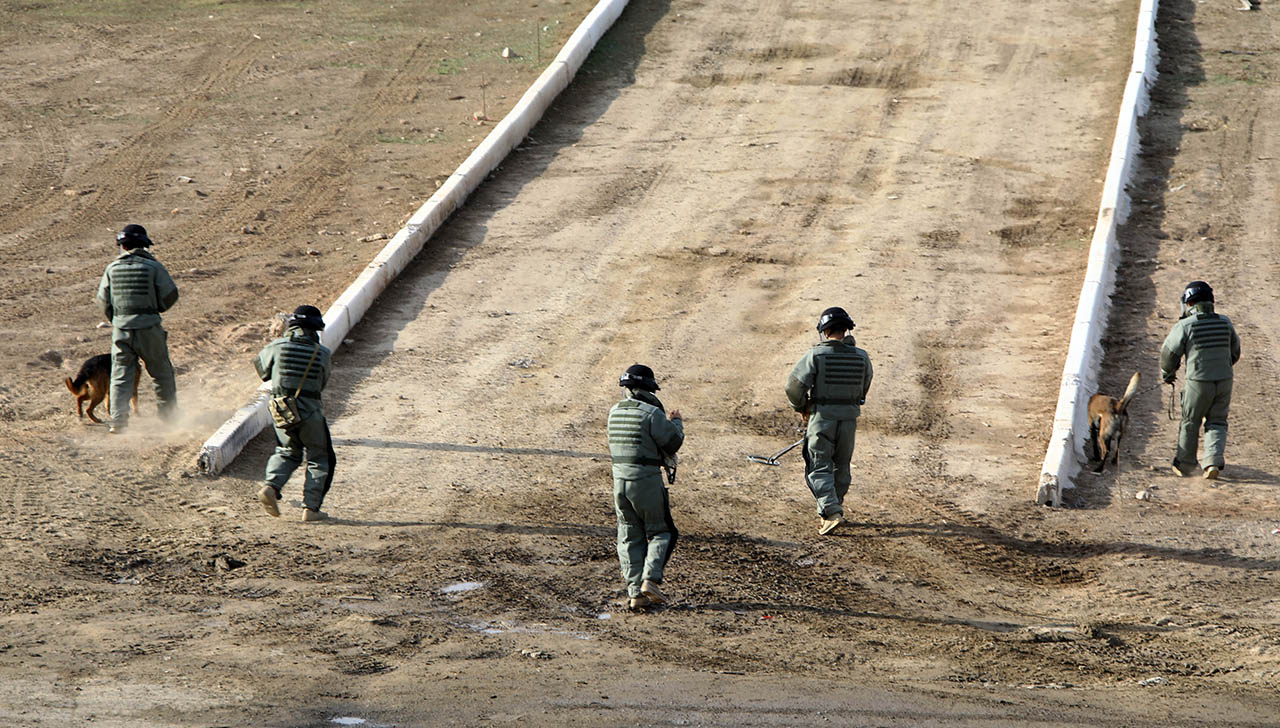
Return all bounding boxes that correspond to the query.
[0,0,1277,726]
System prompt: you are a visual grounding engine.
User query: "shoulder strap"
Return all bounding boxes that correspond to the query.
[814,346,823,388]
[292,343,321,398]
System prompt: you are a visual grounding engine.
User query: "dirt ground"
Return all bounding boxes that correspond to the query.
[0,0,1277,725]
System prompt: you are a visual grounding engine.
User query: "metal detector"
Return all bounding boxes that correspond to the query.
[747,439,803,466]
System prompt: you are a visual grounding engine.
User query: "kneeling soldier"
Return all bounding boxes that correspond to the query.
[607,364,684,611]
[785,307,873,535]
[255,305,336,522]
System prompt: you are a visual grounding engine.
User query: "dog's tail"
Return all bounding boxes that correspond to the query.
[67,368,93,392]
[69,355,108,392]
[1116,371,1141,413]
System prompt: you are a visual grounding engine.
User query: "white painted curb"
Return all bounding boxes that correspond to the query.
[1037,0,1161,506]
[198,0,632,474]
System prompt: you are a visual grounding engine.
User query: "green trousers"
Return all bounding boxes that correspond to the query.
[803,412,857,518]
[1175,378,1233,471]
[110,324,176,427]
[264,414,335,511]
[613,474,677,598]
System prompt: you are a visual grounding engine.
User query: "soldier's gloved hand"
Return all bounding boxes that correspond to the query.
[858,399,866,406]
[669,409,683,421]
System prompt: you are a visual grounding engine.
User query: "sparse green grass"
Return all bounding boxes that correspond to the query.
[1206,73,1263,87]
[497,24,568,67]
[436,58,465,75]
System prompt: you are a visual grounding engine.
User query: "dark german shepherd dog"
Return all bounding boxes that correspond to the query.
[64,354,138,424]
[1087,372,1141,474]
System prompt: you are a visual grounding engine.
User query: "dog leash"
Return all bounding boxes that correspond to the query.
[1123,378,1178,420]
[1132,381,1165,398]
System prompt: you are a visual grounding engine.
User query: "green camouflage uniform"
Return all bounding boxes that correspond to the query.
[1160,302,1241,473]
[95,248,179,427]
[786,336,873,518]
[254,327,335,511]
[607,390,683,599]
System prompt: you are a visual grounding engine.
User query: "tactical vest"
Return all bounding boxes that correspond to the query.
[810,347,868,405]
[271,336,328,399]
[108,257,159,316]
[1185,313,1234,375]
[608,399,664,467]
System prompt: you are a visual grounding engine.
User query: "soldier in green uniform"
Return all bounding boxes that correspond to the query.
[785,307,873,535]
[255,305,336,522]
[607,364,684,611]
[1160,281,1240,480]
[95,224,179,434]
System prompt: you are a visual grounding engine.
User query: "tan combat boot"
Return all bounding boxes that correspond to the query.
[640,580,666,605]
[258,485,280,517]
[302,507,328,522]
[1203,465,1220,480]
[819,514,845,535]
[628,594,652,611]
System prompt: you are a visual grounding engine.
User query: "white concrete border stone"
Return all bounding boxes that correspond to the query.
[1037,0,1161,506]
[198,0,631,473]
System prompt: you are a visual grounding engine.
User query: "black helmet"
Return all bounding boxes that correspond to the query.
[115,223,152,249]
[1181,281,1213,306]
[816,306,855,333]
[287,305,326,331]
[619,363,659,392]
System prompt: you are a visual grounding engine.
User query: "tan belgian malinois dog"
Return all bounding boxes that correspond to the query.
[1087,372,1141,474]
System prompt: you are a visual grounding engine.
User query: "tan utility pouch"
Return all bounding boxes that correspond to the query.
[268,395,303,431]
[269,343,320,432]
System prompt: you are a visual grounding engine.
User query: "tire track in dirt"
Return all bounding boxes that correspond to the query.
[0,97,70,238]
[0,439,161,570]
[865,310,1073,588]
[179,36,450,250]
[0,29,507,359]
[0,422,241,556]
[122,32,551,351]
[0,28,181,229]
[0,39,260,251]
[597,531,953,674]
[529,1,794,238]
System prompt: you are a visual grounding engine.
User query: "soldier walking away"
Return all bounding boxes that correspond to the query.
[255,305,336,522]
[607,364,684,611]
[786,307,873,535]
[1160,281,1241,480]
[95,224,179,434]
